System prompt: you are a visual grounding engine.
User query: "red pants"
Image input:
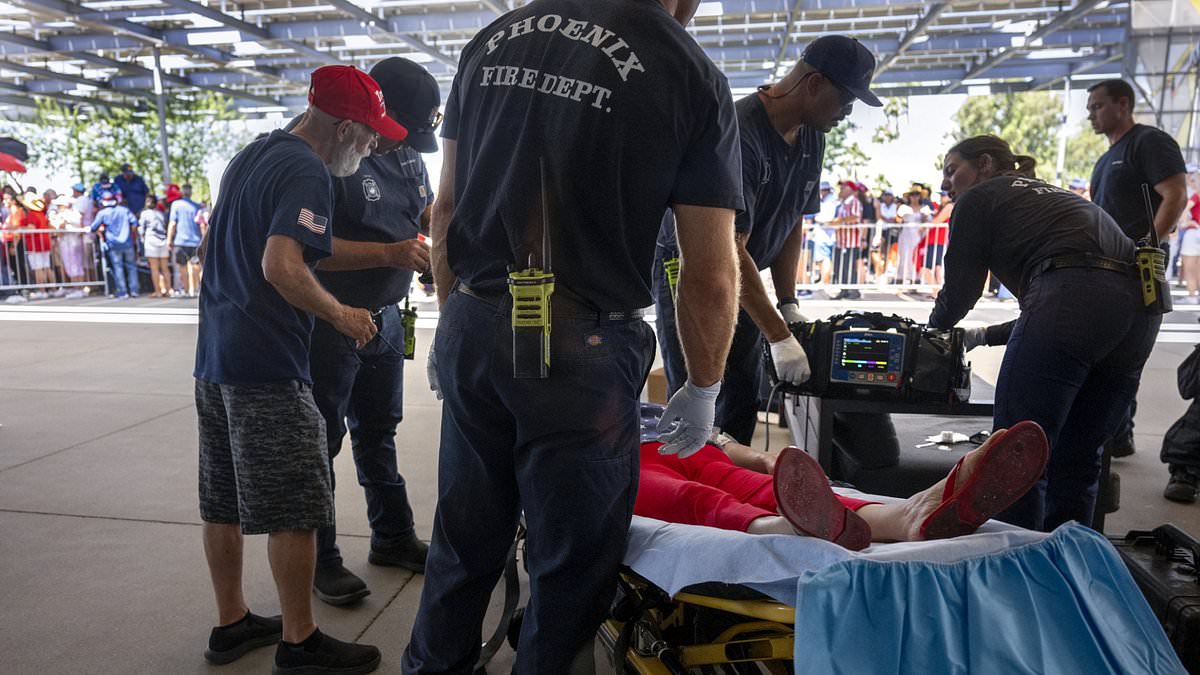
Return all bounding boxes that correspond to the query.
[636,442,875,532]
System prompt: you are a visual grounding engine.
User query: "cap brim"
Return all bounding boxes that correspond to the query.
[850,85,882,107]
[407,128,438,153]
[369,115,408,142]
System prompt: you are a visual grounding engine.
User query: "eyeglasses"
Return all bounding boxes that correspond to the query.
[343,306,405,363]
[398,110,443,133]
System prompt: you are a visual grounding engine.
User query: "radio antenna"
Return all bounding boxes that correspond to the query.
[540,156,552,273]
[1141,183,1159,247]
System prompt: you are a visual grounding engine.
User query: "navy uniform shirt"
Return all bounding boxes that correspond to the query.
[735,94,824,269]
[317,145,433,308]
[1090,124,1186,241]
[929,176,1135,329]
[194,130,335,385]
[442,0,743,310]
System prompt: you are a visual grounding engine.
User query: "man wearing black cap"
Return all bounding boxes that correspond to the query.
[651,34,883,444]
[306,57,437,606]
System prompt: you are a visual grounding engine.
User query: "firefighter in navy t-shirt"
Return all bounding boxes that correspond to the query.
[403,1,743,672]
[1086,78,1187,465]
[653,35,883,445]
[305,58,438,606]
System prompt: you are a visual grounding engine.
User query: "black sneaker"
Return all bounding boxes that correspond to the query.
[273,628,381,675]
[1107,434,1136,459]
[1165,472,1199,503]
[205,611,283,665]
[368,535,429,573]
[313,564,370,606]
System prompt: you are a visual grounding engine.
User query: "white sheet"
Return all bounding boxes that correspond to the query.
[622,489,1049,600]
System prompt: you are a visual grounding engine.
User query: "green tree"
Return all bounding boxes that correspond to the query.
[1064,122,1108,184]
[949,91,1063,181]
[22,92,250,199]
[824,120,868,179]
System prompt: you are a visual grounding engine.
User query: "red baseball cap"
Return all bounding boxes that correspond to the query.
[308,65,407,142]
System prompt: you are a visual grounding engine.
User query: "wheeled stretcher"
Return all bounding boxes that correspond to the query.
[599,506,1187,674]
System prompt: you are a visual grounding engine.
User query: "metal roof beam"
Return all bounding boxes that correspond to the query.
[874,2,949,77]
[155,0,339,66]
[940,0,1110,94]
[1031,51,1123,91]
[322,0,457,68]
[0,80,138,110]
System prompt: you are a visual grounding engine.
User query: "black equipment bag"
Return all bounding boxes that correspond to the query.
[771,311,970,404]
[1111,525,1200,673]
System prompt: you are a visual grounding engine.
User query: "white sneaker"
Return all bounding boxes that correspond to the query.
[50,288,67,298]
[28,291,49,300]
[4,294,27,304]
[1182,295,1200,305]
[64,289,85,299]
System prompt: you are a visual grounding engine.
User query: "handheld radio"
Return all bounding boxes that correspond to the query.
[401,297,417,360]
[508,158,555,379]
[1135,183,1172,313]
[662,255,681,303]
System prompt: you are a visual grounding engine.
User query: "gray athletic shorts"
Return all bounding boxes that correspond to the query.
[196,378,334,534]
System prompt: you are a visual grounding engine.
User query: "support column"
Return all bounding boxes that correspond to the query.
[152,47,171,187]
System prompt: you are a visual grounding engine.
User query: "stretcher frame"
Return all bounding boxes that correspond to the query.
[478,527,797,674]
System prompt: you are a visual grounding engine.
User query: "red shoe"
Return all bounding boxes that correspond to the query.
[918,420,1049,540]
[773,447,872,551]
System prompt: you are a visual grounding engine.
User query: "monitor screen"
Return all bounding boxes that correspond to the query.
[837,334,893,373]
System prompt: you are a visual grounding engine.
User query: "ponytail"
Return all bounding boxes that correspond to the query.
[948,134,1038,180]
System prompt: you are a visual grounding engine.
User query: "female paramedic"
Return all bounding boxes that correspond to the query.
[928,134,1163,532]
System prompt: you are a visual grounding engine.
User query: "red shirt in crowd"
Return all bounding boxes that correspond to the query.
[24,209,51,252]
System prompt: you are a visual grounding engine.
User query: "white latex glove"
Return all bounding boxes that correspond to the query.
[427,345,442,400]
[656,380,721,459]
[779,302,806,326]
[964,326,987,352]
[769,335,811,384]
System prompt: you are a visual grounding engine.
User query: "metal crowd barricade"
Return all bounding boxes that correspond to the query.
[0,227,108,296]
[796,222,949,292]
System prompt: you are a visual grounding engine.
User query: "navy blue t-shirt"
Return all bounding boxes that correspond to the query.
[317,145,433,308]
[1090,124,1186,241]
[194,130,335,385]
[442,0,743,309]
[735,94,824,269]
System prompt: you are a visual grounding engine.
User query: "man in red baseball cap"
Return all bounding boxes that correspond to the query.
[192,64,409,675]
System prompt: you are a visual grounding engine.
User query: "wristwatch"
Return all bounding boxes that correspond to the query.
[776,297,798,309]
[709,428,735,451]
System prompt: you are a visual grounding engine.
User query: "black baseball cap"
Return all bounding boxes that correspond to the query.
[369,57,441,153]
[801,35,882,107]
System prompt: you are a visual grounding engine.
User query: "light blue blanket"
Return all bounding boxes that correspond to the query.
[624,513,1185,674]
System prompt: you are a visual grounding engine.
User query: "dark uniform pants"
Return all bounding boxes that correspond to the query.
[993,268,1160,531]
[402,290,655,675]
[652,247,765,445]
[309,304,415,566]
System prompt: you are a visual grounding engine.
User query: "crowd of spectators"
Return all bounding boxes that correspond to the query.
[0,163,210,302]
[800,179,954,298]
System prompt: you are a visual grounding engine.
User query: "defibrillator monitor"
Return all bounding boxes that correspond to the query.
[829,330,905,388]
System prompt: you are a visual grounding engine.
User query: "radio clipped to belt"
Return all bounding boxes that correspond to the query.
[401,297,417,360]
[509,158,555,379]
[662,255,681,304]
[1136,183,1172,314]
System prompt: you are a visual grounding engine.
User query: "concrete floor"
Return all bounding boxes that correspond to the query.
[2,293,1200,674]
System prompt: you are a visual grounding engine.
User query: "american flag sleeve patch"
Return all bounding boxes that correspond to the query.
[297,207,328,235]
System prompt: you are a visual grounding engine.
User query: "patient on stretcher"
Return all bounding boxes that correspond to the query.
[636,417,1049,551]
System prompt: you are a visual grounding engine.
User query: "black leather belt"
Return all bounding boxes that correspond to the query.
[1034,254,1133,277]
[457,282,644,323]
